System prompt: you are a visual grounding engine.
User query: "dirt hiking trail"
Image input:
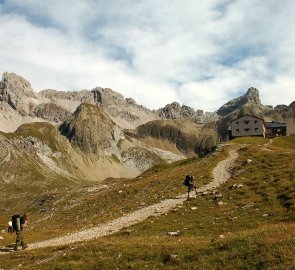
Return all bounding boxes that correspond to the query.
[7,146,241,252]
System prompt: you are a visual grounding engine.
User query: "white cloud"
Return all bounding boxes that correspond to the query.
[259,76,295,107]
[0,0,295,112]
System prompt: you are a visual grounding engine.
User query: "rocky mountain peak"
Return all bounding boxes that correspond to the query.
[245,87,261,104]
[157,102,203,119]
[216,87,263,117]
[60,103,122,154]
[91,87,125,106]
[126,98,136,105]
[0,72,39,115]
[40,86,158,129]
[1,72,35,95]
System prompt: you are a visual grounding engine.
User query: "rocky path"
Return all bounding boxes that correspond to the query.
[10,146,241,251]
[199,146,239,192]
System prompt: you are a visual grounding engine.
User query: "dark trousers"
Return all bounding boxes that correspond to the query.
[14,230,26,250]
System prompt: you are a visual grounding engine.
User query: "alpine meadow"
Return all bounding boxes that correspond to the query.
[0,1,295,269]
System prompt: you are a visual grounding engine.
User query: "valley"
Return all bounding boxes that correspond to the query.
[0,137,294,269]
[0,71,294,269]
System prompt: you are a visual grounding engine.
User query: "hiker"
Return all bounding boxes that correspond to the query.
[188,175,197,200]
[10,213,29,251]
[183,175,197,200]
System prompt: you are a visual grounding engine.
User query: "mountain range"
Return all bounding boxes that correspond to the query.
[0,72,294,183]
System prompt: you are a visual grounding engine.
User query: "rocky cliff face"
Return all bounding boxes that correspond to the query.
[157,102,203,120]
[1,71,294,149]
[0,72,51,132]
[40,87,159,129]
[271,102,295,119]
[39,89,98,111]
[33,102,72,123]
[1,71,294,183]
[92,87,159,128]
[60,103,122,154]
[0,72,160,132]
[217,87,266,117]
[0,72,40,116]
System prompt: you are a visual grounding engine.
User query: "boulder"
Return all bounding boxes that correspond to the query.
[167,230,181,236]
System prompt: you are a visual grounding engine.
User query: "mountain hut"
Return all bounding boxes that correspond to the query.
[229,114,266,139]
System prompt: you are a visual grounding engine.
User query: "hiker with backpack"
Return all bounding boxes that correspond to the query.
[8,213,29,251]
[183,175,197,200]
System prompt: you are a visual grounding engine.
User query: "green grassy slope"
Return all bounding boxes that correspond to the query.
[228,136,270,145]
[0,145,227,245]
[270,136,295,151]
[0,122,87,222]
[1,137,294,269]
[2,122,65,152]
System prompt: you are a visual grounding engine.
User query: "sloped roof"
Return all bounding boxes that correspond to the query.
[230,114,265,123]
[265,122,287,128]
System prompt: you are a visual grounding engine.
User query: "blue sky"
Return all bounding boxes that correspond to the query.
[0,0,294,111]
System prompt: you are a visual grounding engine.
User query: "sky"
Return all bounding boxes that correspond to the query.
[0,0,295,112]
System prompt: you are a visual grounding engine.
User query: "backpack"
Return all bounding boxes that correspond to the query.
[7,220,14,233]
[11,214,21,231]
[183,175,191,186]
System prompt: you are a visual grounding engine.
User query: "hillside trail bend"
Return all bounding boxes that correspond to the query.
[4,145,241,252]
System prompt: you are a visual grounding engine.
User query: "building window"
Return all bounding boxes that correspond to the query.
[255,128,258,131]
[236,121,239,125]
[244,128,250,131]
[236,129,239,132]
[244,120,250,124]
[255,120,258,124]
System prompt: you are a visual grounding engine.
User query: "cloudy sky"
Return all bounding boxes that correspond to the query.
[0,0,294,111]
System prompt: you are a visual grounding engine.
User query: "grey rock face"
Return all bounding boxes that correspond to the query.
[157,102,203,119]
[267,101,295,119]
[60,103,121,154]
[274,104,288,111]
[91,87,157,126]
[121,147,163,171]
[40,89,98,104]
[33,103,72,123]
[0,72,158,132]
[126,98,136,105]
[2,71,293,142]
[0,72,39,116]
[245,87,261,104]
[40,87,158,129]
[199,112,220,123]
[217,87,262,117]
